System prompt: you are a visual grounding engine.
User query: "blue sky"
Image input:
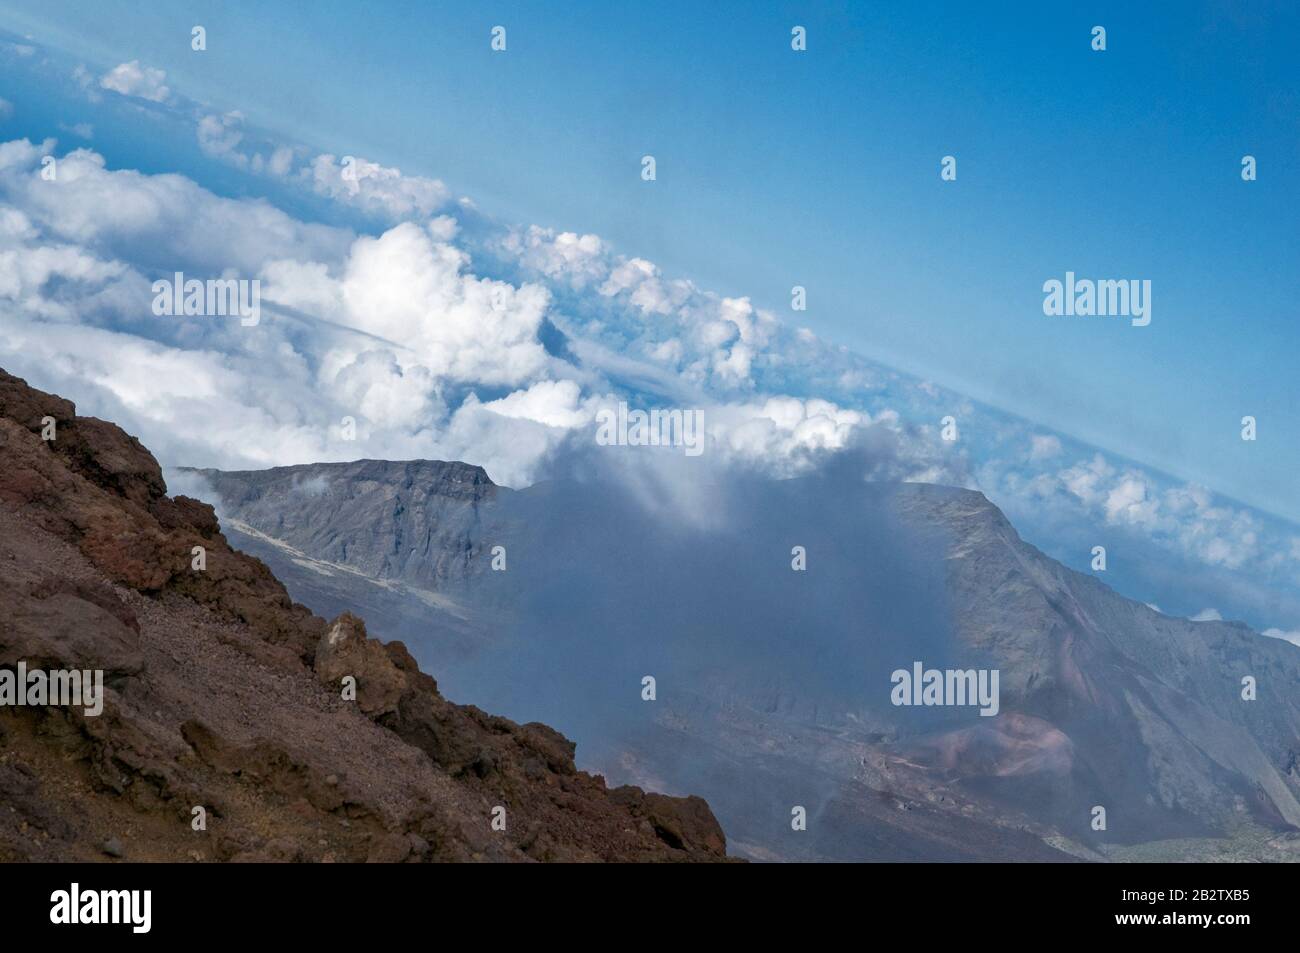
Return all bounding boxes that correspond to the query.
[0,1,1298,636]
[3,0,1298,519]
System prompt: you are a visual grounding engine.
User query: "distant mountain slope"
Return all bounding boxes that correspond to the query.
[192,455,1300,862]
[190,460,502,591]
[0,369,729,863]
[893,486,1300,836]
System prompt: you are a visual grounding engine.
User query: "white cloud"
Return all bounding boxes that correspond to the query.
[704,396,881,476]
[600,257,693,315]
[266,146,294,177]
[99,60,170,103]
[1261,627,1300,648]
[308,153,450,220]
[0,138,930,491]
[196,111,300,178]
[1105,474,1160,528]
[1059,454,1113,508]
[501,226,607,289]
[1189,608,1223,622]
[331,221,551,386]
[0,126,1296,607]
[330,349,445,430]
[481,379,591,429]
[434,394,575,487]
[1029,434,1062,461]
[0,139,350,274]
[1050,454,1261,570]
[70,65,102,104]
[0,235,128,317]
[197,111,246,163]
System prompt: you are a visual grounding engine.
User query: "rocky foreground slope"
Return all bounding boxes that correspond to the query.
[0,369,729,862]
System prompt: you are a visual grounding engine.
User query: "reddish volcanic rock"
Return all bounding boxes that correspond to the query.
[0,369,731,863]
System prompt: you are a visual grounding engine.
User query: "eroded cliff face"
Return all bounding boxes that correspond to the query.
[187,459,503,592]
[0,368,729,862]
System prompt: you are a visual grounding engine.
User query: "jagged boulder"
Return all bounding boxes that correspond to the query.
[314,613,407,718]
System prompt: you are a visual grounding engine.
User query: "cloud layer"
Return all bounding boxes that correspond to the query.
[0,48,1298,637]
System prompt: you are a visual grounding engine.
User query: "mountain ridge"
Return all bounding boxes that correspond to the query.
[189,453,1300,861]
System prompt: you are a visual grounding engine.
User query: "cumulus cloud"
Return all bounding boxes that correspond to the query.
[1261,627,1300,648]
[0,140,566,485]
[196,111,298,178]
[500,226,607,289]
[0,136,934,494]
[330,349,445,430]
[308,153,450,220]
[0,139,349,275]
[0,127,1296,609]
[513,240,784,392]
[1047,453,1261,570]
[481,379,591,429]
[1105,474,1160,528]
[708,396,865,471]
[600,257,693,316]
[331,221,551,386]
[99,60,170,103]
[196,111,246,163]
